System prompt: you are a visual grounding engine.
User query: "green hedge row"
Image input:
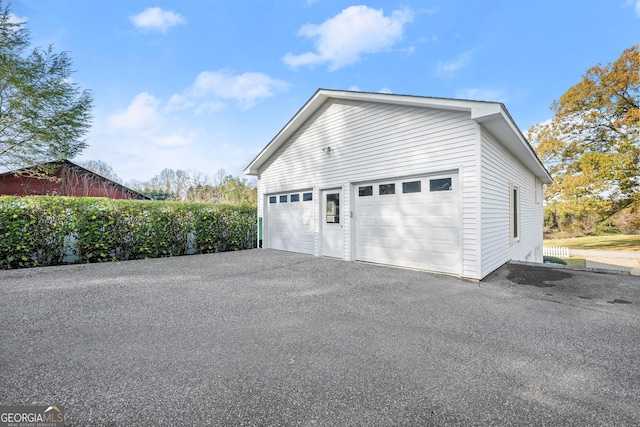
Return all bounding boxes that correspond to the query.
[0,196,257,269]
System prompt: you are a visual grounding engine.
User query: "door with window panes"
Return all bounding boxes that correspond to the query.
[321,189,344,258]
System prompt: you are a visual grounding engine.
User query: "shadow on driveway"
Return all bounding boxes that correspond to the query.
[1,250,639,426]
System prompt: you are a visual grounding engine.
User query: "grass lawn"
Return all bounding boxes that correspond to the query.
[544,235,640,251]
[544,256,587,267]
[564,258,587,267]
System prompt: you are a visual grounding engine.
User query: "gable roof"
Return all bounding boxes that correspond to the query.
[0,159,151,199]
[244,89,552,184]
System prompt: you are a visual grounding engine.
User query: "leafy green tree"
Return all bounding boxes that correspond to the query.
[530,44,640,232]
[0,2,92,172]
[138,188,175,201]
[218,174,257,205]
[185,183,220,203]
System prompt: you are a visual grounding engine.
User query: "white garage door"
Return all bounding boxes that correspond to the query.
[355,173,460,274]
[265,190,314,254]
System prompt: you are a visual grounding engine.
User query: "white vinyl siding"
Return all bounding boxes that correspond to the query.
[480,132,543,276]
[259,101,475,187]
[258,99,479,277]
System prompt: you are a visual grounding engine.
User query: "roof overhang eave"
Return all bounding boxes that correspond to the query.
[473,108,552,184]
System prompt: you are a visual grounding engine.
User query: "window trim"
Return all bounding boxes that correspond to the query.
[429,177,452,192]
[325,193,340,224]
[510,182,521,244]
[358,185,373,197]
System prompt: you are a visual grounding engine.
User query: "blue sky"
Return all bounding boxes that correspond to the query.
[10,1,640,183]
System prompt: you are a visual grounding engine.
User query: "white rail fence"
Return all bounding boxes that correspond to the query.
[543,246,570,259]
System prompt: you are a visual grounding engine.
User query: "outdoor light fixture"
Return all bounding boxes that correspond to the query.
[323,146,332,154]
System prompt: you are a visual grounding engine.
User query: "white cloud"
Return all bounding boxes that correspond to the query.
[283,5,414,71]
[108,93,160,130]
[400,46,415,56]
[165,94,226,115]
[417,35,438,43]
[455,88,506,103]
[115,70,286,125]
[165,94,193,112]
[625,0,640,16]
[8,13,27,24]
[105,93,202,149]
[346,86,392,94]
[81,106,256,183]
[94,69,287,182]
[434,52,472,77]
[192,70,289,108]
[152,133,197,148]
[129,7,185,33]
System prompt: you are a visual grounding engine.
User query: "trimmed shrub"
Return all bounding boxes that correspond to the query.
[0,196,257,269]
[543,256,567,265]
[0,197,79,268]
[192,204,256,253]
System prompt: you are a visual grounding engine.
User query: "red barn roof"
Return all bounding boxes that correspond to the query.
[0,160,149,200]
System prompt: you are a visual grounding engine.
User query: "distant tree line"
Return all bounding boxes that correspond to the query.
[77,162,256,205]
[118,167,256,205]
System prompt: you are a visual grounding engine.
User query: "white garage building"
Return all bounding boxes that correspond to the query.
[244,90,552,280]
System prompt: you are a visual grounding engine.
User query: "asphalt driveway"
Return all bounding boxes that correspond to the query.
[1,250,639,426]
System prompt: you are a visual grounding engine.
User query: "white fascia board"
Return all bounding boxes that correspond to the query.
[323,90,477,111]
[470,104,503,121]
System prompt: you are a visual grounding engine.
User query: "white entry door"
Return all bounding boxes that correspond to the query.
[321,189,344,258]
